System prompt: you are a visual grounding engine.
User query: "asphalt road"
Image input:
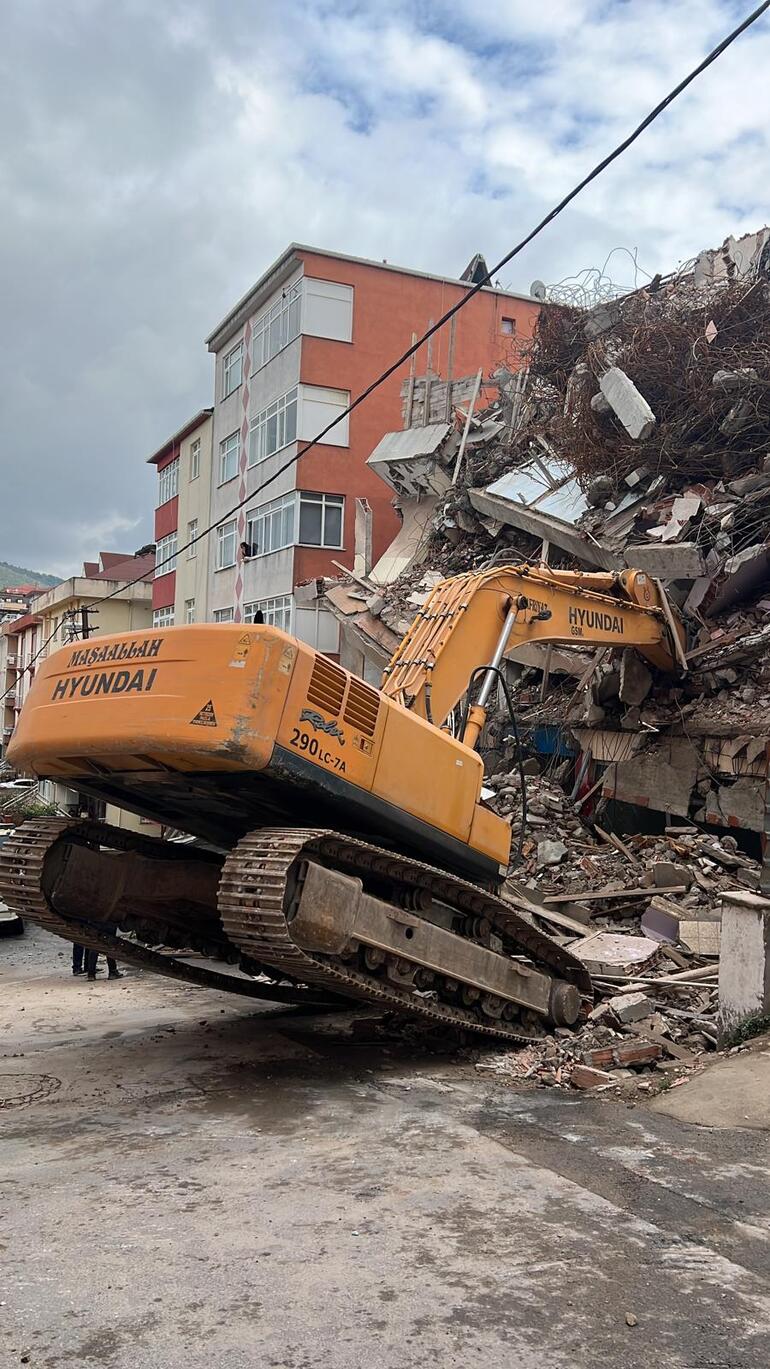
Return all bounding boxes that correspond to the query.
[3,924,770,1369]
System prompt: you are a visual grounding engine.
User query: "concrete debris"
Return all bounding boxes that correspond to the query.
[536,839,568,867]
[569,932,662,976]
[319,224,770,1087]
[599,367,656,440]
[608,991,654,1024]
[618,649,652,707]
[570,1064,614,1090]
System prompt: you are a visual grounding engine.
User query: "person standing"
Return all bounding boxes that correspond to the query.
[85,947,122,980]
[72,944,86,976]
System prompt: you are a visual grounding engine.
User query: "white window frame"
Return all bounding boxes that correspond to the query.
[298,492,344,549]
[216,520,237,570]
[184,598,196,624]
[222,340,244,398]
[158,458,179,506]
[246,493,296,558]
[244,595,293,631]
[155,532,178,577]
[187,519,198,558]
[298,385,350,447]
[252,280,302,371]
[189,438,201,481]
[219,431,240,485]
[153,606,174,627]
[248,387,298,467]
[213,607,234,623]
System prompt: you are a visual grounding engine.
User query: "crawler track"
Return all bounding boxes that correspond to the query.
[0,819,592,1041]
[0,818,335,1006]
[218,828,593,1043]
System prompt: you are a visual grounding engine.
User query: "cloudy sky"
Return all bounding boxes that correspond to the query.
[2,0,769,576]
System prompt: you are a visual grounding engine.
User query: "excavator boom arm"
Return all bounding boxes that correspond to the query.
[381,564,685,727]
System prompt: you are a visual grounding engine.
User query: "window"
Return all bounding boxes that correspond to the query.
[187,519,198,558]
[252,280,301,370]
[298,385,349,446]
[501,317,516,336]
[245,595,292,631]
[184,598,196,624]
[219,431,240,485]
[189,438,201,481]
[303,278,353,342]
[298,492,344,548]
[222,340,244,398]
[249,388,298,466]
[216,520,237,570]
[158,458,179,506]
[295,605,340,653]
[213,607,234,623]
[246,493,295,557]
[153,606,174,627]
[155,532,177,577]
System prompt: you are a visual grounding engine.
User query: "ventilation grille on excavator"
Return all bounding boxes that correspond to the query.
[306,655,347,717]
[343,678,380,737]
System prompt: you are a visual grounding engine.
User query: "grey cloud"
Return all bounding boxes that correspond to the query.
[1,0,767,575]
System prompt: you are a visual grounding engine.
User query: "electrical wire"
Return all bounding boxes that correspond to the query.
[6,0,770,706]
[0,623,65,707]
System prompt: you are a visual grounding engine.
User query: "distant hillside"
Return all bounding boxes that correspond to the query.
[0,561,59,590]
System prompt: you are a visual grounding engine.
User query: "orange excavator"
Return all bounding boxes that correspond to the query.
[0,565,686,1041]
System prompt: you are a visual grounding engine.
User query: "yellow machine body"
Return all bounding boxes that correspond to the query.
[8,623,506,882]
[8,565,685,887]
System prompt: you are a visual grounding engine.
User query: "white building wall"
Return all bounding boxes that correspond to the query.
[207,268,354,631]
[174,414,213,624]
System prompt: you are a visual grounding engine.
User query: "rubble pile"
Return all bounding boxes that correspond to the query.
[472,766,765,1090]
[322,227,770,1076]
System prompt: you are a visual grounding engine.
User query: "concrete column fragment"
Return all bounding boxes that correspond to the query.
[599,367,656,440]
[719,891,770,1036]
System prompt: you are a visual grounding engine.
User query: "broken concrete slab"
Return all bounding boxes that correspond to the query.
[600,737,699,821]
[641,905,680,943]
[599,367,656,440]
[651,861,693,890]
[366,424,454,498]
[624,542,706,580]
[619,649,653,706]
[569,932,662,976]
[608,991,654,1024]
[468,487,617,570]
[708,544,770,615]
[704,776,765,834]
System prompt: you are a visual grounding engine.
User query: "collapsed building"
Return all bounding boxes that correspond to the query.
[314,226,770,1083]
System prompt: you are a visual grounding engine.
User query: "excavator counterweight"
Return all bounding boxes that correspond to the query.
[0,565,684,1040]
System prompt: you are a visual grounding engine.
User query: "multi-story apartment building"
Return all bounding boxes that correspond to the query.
[1,551,154,825]
[203,244,539,647]
[147,410,213,627]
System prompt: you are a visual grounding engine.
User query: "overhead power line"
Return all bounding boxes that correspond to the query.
[3,0,769,712]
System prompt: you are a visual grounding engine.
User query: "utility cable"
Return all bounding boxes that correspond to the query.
[0,623,65,707]
[7,0,770,699]
[105,0,770,595]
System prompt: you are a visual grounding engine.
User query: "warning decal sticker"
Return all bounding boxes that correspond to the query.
[190,700,218,727]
